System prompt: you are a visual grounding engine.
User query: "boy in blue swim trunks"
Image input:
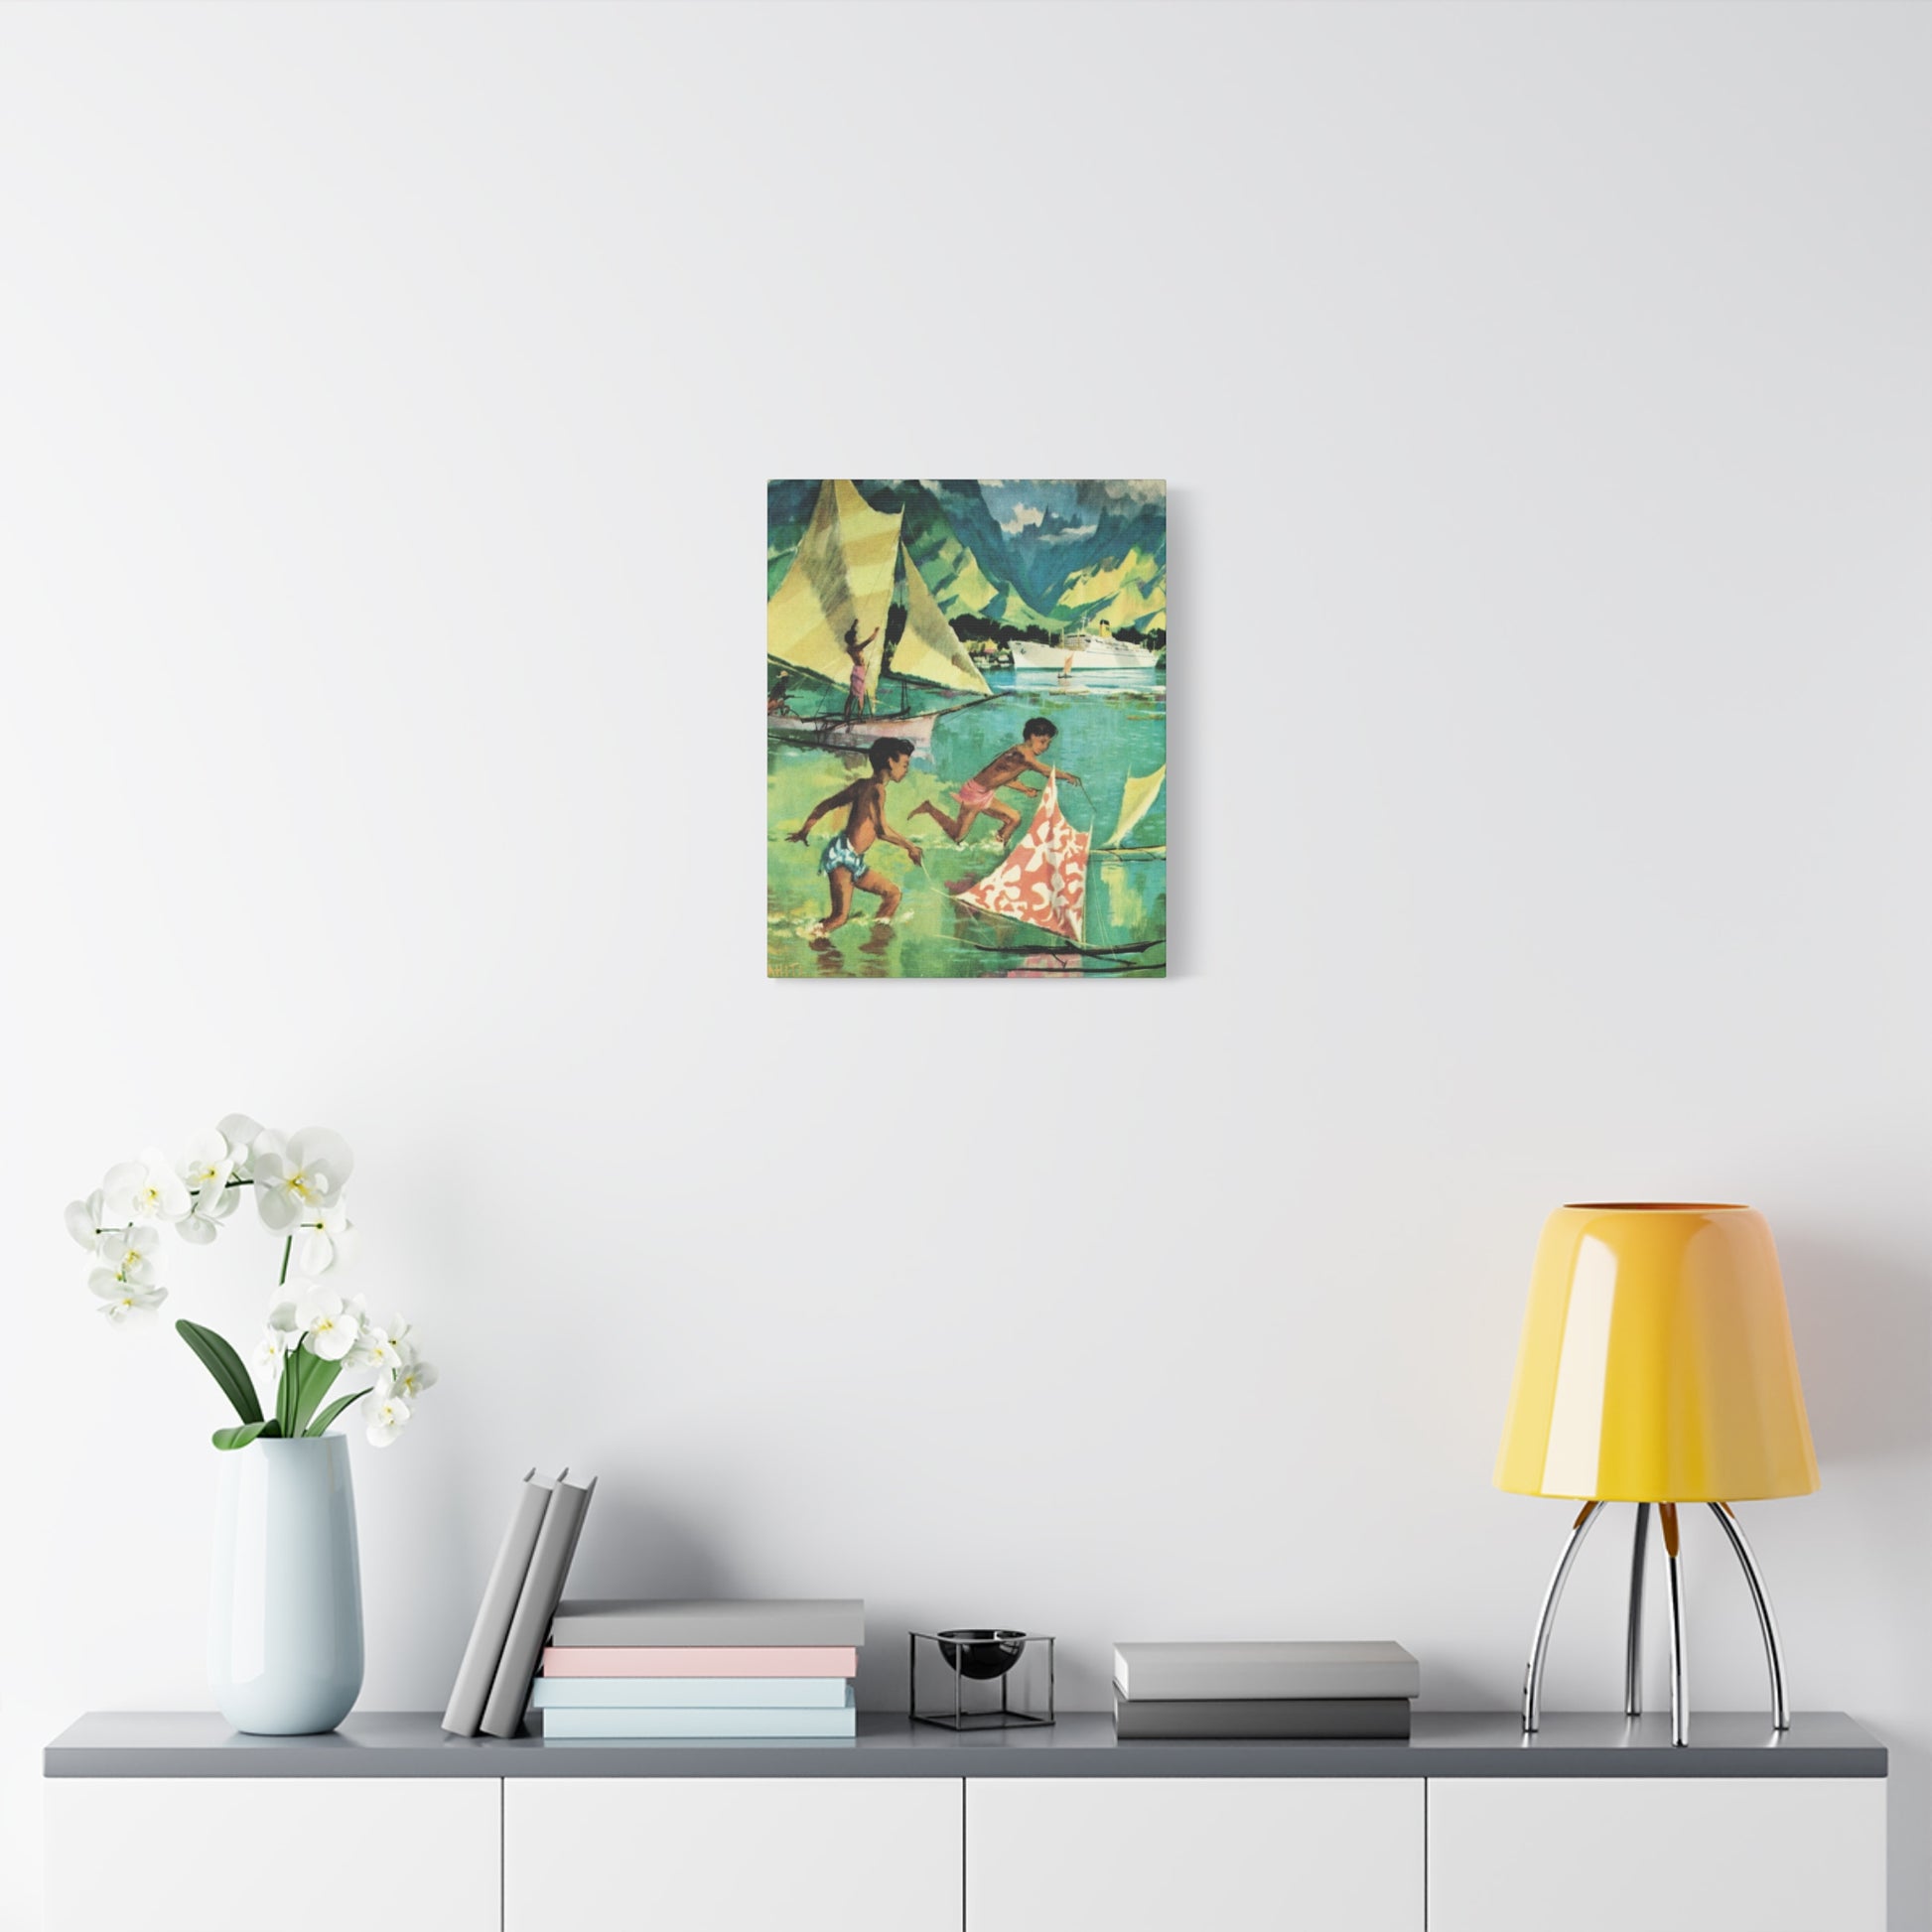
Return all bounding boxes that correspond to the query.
[788,737,923,931]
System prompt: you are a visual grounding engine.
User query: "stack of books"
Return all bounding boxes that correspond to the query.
[1112,1640,1421,1739]
[532,1598,865,1738]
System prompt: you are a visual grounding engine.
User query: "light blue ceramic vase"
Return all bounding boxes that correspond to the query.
[209,1436,364,1734]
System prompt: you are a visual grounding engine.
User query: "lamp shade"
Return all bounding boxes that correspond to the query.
[1495,1203,1818,1503]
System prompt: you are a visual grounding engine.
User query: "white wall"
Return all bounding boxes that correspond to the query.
[2,3,1926,1926]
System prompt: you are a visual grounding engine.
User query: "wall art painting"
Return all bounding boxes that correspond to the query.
[767,481,1166,979]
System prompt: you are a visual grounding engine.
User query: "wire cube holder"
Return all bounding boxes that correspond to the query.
[909,1629,1055,1730]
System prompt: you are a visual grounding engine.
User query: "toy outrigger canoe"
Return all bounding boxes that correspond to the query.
[950,764,1166,967]
[1097,763,1165,858]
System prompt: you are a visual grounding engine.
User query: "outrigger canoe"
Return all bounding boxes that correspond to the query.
[766,481,993,766]
[766,696,993,763]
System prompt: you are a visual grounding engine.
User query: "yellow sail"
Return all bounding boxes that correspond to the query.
[1104,763,1166,849]
[765,480,903,700]
[889,543,991,696]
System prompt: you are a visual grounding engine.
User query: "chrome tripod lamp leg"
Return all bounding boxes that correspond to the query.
[1521,1499,1602,1733]
[1624,1502,1651,1719]
[1709,1501,1790,1730]
[1661,1503,1689,1746]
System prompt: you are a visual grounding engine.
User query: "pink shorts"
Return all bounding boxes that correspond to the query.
[958,779,996,809]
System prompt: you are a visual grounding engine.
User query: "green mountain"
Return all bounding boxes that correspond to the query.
[858,481,1056,632]
[767,481,1165,638]
[1048,545,1167,633]
[928,480,1166,618]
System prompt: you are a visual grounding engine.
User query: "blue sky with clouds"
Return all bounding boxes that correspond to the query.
[974,480,1165,543]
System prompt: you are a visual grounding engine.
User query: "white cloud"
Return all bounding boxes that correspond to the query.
[1000,503,1045,535]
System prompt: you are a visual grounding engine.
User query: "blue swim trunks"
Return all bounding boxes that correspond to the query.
[821,833,867,878]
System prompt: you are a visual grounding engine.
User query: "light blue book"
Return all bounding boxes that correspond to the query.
[541,1699,857,1740]
[531,1676,851,1710]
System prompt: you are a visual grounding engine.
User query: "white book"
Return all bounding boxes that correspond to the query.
[481,1472,597,1737]
[541,1696,856,1740]
[442,1468,561,1738]
[1113,1640,1421,1703]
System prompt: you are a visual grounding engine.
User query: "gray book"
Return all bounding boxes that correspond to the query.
[548,1597,866,1648]
[442,1467,562,1737]
[1113,1693,1412,1740]
[480,1472,597,1738]
[1113,1641,1421,1703]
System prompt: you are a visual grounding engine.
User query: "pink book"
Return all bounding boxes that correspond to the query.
[539,1645,859,1678]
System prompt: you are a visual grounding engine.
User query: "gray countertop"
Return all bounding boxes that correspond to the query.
[45,1710,1885,1779]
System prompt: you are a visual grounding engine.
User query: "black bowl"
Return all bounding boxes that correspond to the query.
[937,1629,1028,1681]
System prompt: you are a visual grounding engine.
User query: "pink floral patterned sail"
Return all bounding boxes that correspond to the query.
[954,776,1090,944]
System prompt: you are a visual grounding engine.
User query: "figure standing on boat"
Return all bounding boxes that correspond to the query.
[789,737,923,931]
[911,717,1083,847]
[841,621,879,720]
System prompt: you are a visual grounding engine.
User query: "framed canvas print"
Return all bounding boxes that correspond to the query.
[767,480,1166,979]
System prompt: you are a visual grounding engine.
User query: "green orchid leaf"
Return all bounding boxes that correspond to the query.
[211,1420,272,1451]
[292,1352,344,1436]
[176,1319,263,1426]
[276,1349,301,1438]
[306,1388,372,1438]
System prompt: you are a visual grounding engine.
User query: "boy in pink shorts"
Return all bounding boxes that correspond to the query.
[911,717,1081,846]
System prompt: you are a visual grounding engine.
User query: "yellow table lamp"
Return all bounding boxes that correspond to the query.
[1496,1203,1818,1745]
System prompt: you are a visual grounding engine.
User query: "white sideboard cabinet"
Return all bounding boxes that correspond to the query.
[45,1775,499,1932]
[967,1776,1423,1932]
[504,1776,961,1932]
[1429,1774,1888,1932]
[45,1710,1887,1932]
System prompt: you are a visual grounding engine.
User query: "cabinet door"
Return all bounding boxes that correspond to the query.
[1427,1776,1886,1932]
[46,1777,499,1932]
[967,1777,1423,1932]
[505,1776,963,1932]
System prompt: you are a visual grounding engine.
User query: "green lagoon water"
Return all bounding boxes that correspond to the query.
[766,669,1167,979]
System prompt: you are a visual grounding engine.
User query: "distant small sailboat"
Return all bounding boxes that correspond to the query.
[767,481,993,760]
[1099,763,1166,859]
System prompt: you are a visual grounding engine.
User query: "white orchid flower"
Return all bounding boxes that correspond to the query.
[95,1225,163,1286]
[216,1115,265,1180]
[364,1392,411,1447]
[178,1183,242,1246]
[348,1321,401,1373]
[256,1302,304,1373]
[101,1150,191,1224]
[297,1292,362,1362]
[65,1190,107,1250]
[294,1204,356,1279]
[175,1128,238,1194]
[89,1271,168,1323]
[254,1128,354,1232]
[385,1355,438,1404]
